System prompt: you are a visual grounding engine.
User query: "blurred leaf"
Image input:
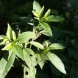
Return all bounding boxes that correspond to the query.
[2,43,12,51]
[0,35,5,40]
[49,43,65,50]
[44,9,51,18]
[45,15,64,22]
[32,11,39,17]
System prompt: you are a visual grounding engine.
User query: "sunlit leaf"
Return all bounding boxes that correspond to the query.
[0,52,15,78]
[12,30,16,41]
[2,43,12,50]
[47,52,66,74]
[39,6,44,17]
[11,45,24,60]
[24,66,36,78]
[6,23,12,40]
[33,1,41,12]
[17,32,35,43]
[44,9,51,18]
[45,15,64,22]
[40,22,52,36]
[30,41,44,50]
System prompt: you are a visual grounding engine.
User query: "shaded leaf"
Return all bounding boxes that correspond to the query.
[36,54,44,69]
[49,43,65,50]
[45,15,64,22]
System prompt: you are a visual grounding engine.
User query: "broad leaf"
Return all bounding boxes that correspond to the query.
[3,52,15,77]
[49,43,65,50]
[40,22,52,36]
[0,52,15,78]
[30,41,44,50]
[11,45,24,60]
[23,48,37,67]
[33,1,41,12]
[24,66,36,78]
[32,11,39,17]
[23,48,32,67]
[0,58,7,78]
[17,32,35,43]
[47,52,66,74]
[45,15,64,22]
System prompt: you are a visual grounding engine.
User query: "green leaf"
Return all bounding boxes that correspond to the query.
[0,52,15,78]
[39,6,44,17]
[36,54,44,69]
[47,52,66,74]
[40,22,52,36]
[12,30,16,41]
[17,32,35,43]
[45,15,64,22]
[3,52,15,77]
[23,48,32,67]
[25,48,37,67]
[24,66,36,78]
[49,43,65,50]
[30,41,44,50]
[0,58,7,78]
[33,1,41,12]
[6,23,12,40]
[32,11,39,17]
[0,35,5,40]
[2,43,12,50]
[44,9,51,18]
[11,45,24,60]
[23,48,37,68]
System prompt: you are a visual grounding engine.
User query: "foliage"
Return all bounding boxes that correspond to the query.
[0,1,66,78]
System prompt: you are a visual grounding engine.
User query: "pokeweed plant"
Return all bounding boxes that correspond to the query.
[0,1,66,78]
